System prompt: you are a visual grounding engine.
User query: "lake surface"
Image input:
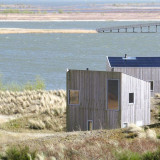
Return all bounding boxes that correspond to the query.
[0,21,160,90]
[2,0,160,6]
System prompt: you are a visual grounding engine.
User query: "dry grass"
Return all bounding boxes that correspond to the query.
[0,91,160,159]
[0,90,66,132]
[150,94,160,124]
[123,124,157,140]
[0,90,66,116]
[2,129,159,160]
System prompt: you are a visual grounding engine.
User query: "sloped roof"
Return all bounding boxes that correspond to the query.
[108,57,160,67]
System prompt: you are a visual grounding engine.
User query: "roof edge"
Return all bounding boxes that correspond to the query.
[106,56,111,68]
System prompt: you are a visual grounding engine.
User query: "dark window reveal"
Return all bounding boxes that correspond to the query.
[149,81,154,91]
[88,120,93,131]
[129,93,134,103]
[107,80,119,110]
[69,90,79,105]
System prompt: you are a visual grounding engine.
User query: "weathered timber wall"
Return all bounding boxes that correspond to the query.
[121,73,150,127]
[113,67,160,97]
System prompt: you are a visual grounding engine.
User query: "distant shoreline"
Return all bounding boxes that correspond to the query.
[0,12,160,21]
[1,19,160,22]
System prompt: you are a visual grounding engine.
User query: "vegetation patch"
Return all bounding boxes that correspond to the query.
[0,146,36,160]
[0,76,45,91]
[116,147,160,160]
[0,113,66,132]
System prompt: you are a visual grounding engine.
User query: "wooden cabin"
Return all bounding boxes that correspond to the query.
[106,56,160,97]
[66,69,150,131]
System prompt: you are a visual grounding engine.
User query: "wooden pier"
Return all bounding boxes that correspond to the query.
[97,22,160,33]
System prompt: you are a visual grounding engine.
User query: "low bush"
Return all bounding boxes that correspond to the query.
[0,76,45,91]
[116,147,160,160]
[116,150,141,160]
[0,146,36,160]
[142,148,160,160]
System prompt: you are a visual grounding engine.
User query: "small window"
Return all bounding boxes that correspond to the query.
[129,93,134,104]
[87,120,93,131]
[69,90,79,105]
[149,81,154,91]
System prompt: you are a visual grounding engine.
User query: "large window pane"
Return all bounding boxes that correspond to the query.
[69,90,79,105]
[107,80,119,110]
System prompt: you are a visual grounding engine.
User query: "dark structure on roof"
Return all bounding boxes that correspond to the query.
[108,57,160,67]
[107,55,160,96]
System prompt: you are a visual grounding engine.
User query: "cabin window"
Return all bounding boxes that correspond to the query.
[149,81,154,91]
[68,90,80,105]
[87,120,93,131]
[129,93,134,104]
[107,80,119,110]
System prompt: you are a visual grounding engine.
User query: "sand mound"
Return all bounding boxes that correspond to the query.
[124,124,157,140]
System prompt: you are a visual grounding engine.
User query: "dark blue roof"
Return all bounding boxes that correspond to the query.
[108,57,160,67]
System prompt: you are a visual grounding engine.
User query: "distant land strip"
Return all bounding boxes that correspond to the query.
[0,12,160,21]
[0,28,97,34]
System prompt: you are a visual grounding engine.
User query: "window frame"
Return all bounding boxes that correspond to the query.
[148,80,154,92]
[106,79,119,111]
[87,120,93,131]
[129,92,134,104]
[68,89,80,105]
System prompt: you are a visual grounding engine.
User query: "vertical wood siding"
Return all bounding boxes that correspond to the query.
[113,67,160,97]
[67,70,121,131]
[121,73,150,127]
[67,70,150,131]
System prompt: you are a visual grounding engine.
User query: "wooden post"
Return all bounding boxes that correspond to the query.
[118,29,119,33]
[148,26,150,32]
[141,27,143,33]
[133,27,135,33]
[110,30,112,33]
[125,28,127,33]
[156,25,157,32]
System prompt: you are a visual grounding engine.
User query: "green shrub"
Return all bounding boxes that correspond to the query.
[142,148,160,160]
[115,150,141,160]
[58,9,63,14]
[0,76,45,91]
[157,134,160,139]
[33,76,45,90]
[1,146,36,160]
[116,148,160,160]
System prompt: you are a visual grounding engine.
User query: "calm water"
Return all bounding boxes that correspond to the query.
[0,21,160,90]
[2,0,160,6]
